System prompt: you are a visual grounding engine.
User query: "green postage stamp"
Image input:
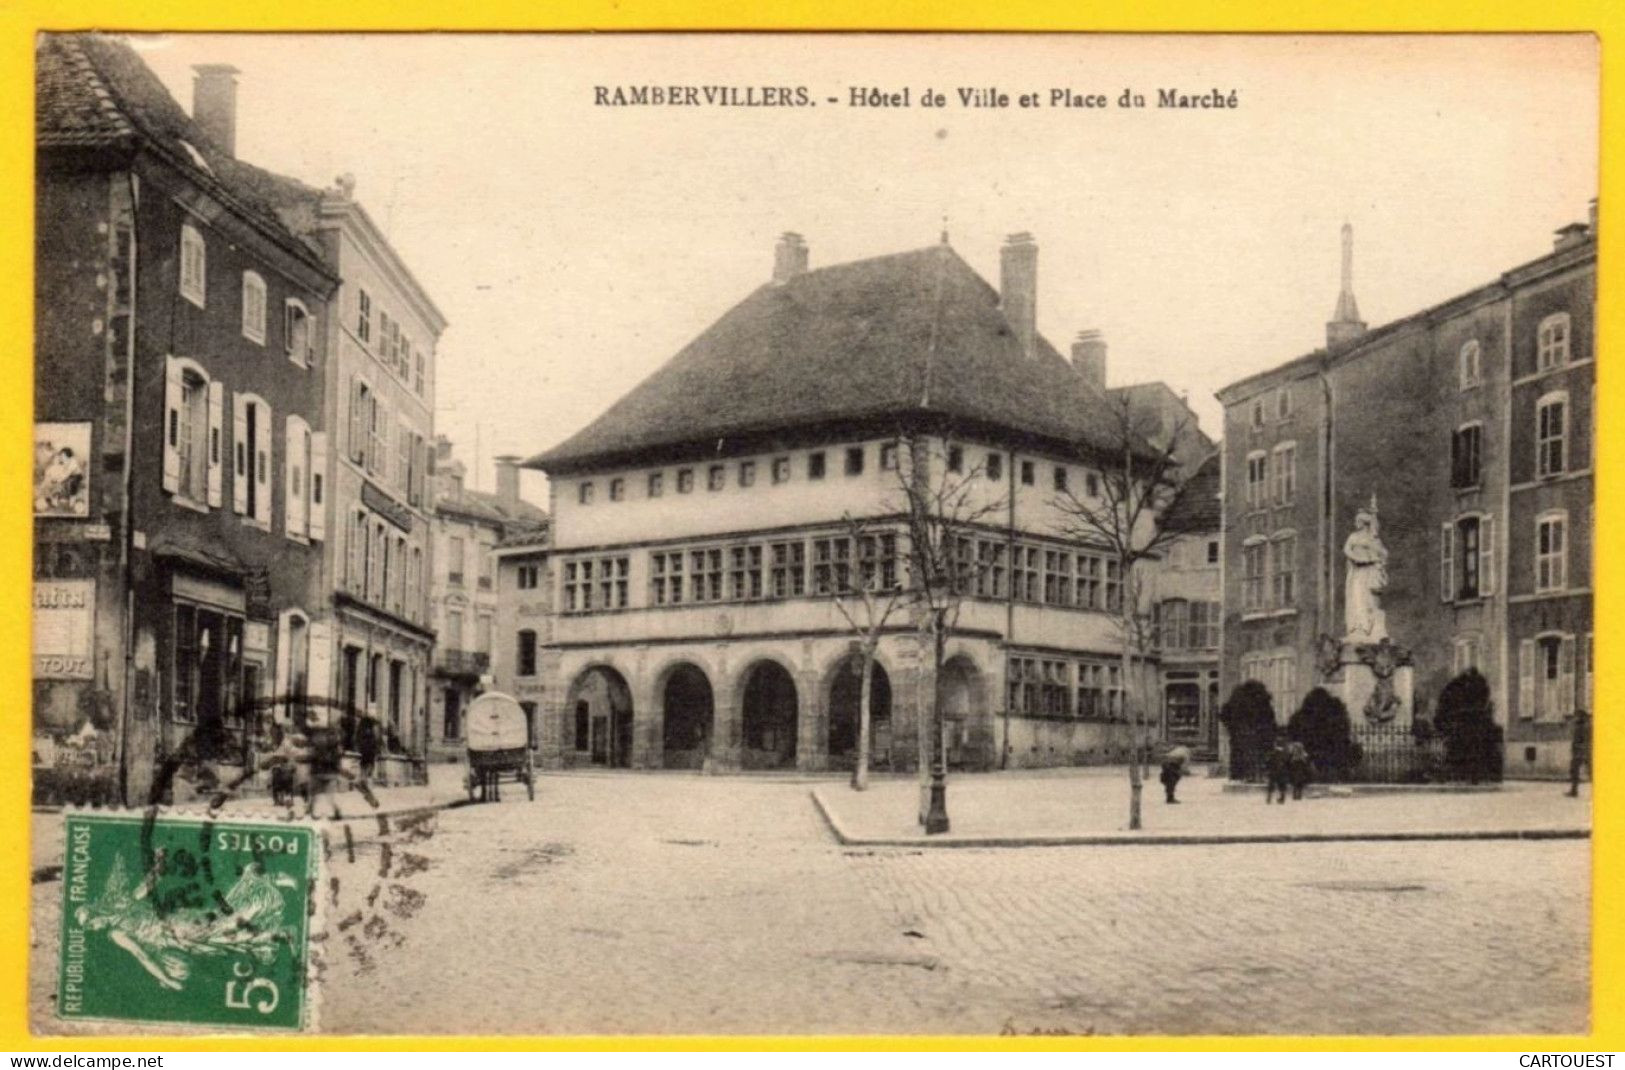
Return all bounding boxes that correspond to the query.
[58,812,317,1031]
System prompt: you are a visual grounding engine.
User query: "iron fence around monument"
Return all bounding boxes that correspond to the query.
[1228,721,1503,784]
[1348,723,1444,784]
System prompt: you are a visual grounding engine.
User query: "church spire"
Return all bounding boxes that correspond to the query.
[1326,221,1366,349]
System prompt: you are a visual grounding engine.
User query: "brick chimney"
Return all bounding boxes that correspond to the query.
[1000,233,1038,359]
[1071,330,1107,392]
[772,232,808,283]
[191,64,241,158]
[494,455,521,506]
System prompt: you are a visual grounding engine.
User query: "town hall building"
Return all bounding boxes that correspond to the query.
[529,232,1204,773]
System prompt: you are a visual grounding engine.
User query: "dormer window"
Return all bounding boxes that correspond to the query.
[179,224,206,308]
[241,271,267,345]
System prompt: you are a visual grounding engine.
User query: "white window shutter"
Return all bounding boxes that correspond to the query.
[284,418,307,538]
[232,393,248,514]
[163,357,183,492]
[346,512,362,591]
[274,611,292,705]
[348,375,363,464]
[205,379,224,506]
[255,401,273,526]
[306,619,332,701]
[309,432,328,541]
[1519,640,1535,719]
[1479,515,1495,597]
[1440,521,1454,602]
[1559,636,1576,720]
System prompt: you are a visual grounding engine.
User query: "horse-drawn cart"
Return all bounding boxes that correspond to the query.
[463,692,535,802]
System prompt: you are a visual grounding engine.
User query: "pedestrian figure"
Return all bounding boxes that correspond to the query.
[1286,740,1313,800]
[1567,709,1591,797]
[1264,736,1290,804]
[356,715,381,784]
[1160,745,1190,804]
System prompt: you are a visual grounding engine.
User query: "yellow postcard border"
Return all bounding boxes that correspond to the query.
[0,1,1616,1053]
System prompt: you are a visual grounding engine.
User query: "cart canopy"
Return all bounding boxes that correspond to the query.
[466,692,530,752]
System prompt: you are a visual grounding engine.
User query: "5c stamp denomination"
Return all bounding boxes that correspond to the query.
[58,812,317,1031]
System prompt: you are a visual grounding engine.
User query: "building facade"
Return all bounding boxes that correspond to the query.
[35,36,339,803]
[530,233,1201,774]
[1216,214,1595,776]
[1151,453,1223,756]
[492,529,554,757]
[427,448,548,761]
[252,177,448,784]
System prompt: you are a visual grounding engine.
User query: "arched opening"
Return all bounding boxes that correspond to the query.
[661,663,714,770]
[828,656,892,771]
[939,655,984,770]
[741,660,798,770]
[566,665,634,768]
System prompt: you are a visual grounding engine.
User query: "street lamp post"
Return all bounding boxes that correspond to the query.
[924,605,950,835]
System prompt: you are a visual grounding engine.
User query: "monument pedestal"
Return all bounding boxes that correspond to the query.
[1323,637,1414,727]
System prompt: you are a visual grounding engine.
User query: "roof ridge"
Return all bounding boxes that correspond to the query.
[61,35,134,140]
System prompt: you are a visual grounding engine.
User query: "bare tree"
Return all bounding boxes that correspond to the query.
[1054,394,1192,831]
[890,431,1002,831]
[826,513,908,791]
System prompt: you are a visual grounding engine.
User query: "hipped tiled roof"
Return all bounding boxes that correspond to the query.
[36,34,333,281]
[1161,451,1221,535]
[531,244,1142,472]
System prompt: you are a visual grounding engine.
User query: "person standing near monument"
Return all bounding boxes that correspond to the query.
[1567,710,1591,797]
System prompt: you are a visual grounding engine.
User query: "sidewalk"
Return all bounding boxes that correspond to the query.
[30,762,468,883]
[812,766,1593,847]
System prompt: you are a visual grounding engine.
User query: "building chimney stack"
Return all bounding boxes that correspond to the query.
[494,455,522,506]
[1000,232,1039,360]
[191,64,241,158]
[1071,330,1107,392]
[772,232,808,283]
[1326,222,1367,350]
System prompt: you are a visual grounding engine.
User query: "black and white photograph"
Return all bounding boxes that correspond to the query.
[29,32,1598,1037]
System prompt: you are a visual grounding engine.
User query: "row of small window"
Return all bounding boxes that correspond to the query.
[343,509,426,625]
[354,288,427,396]
[178,224,317,364]
[1240,533,1297,612]
[1461,313,1578,388]
[578,445,1103,505]
[1156,599,1220,652]
[1242,313,1578,432]
[348,376,430,508]
[1442,510,1573,600]
[1449,392,1576,491]
[1006,657,1125,720]
[1519,632,1593,721]
[162,357,326,541]
[995,543,1124,611]
[1247,385,1295,430]
[580,447,889,504]
[444,533,496,590]
[1243,442,1296,510]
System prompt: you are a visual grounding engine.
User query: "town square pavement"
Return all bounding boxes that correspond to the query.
[29,770,1590,1036]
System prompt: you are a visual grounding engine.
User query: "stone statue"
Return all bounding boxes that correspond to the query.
[1344,499,1389,642]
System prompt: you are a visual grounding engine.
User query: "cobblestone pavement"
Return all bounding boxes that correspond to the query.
[29,773,1589,1036]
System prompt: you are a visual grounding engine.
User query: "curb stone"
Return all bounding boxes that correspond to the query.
[810,787,1591,849]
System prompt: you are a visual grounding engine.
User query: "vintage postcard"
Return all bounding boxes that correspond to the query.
[28,32,1598,1038]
